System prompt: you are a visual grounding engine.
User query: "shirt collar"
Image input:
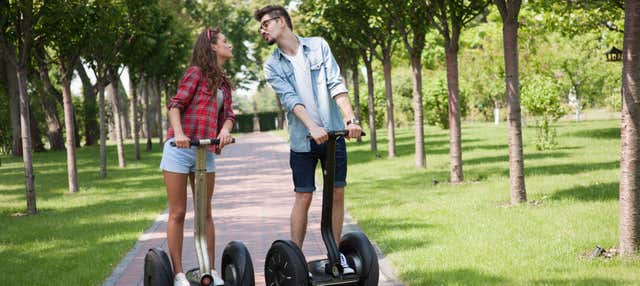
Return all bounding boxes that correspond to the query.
[276,35,309,60]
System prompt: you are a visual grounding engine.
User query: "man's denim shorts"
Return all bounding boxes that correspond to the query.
[160,138,216,174]
[289,137,347,192]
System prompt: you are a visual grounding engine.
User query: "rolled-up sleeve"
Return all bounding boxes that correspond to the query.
[320,38,348,98]
[223,84,236,125]
[264,62,304,112]
[167,66,201,111]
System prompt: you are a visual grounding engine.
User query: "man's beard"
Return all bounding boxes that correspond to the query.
[267,39,276,45]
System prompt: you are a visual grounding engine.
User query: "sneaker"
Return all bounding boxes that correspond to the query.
[339,253,355,275]
[211,269,224,286]
[174,272,190,286]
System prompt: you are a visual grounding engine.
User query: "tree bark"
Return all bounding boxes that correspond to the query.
[60,62,78,193]
[620,0,640,256]
[35,45,64,150]
[382,50,396,158]
[108,73,126,167]
[130,76,140,160]
[445,42,463,183]
[98,80,107,178]
[76,63,98,146]
[5,54,22,156]
[154,78,163,145]
[143,76,153,151]
[351,63,362,143]
[411,56,425,168]
[362,51,377,153]
[17,67,36,214]
[497,0,527,205]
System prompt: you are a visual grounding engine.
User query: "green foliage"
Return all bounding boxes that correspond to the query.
[424,77,468,129]
[521,75,569,150]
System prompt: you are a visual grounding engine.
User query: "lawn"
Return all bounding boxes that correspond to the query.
[0,143,167,285]
[345,119,639,285]
[0,119,637,285]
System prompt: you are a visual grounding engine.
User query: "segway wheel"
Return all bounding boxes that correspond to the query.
[339,232,379,286]
[264,240,309,286]
[221,240,255,286]
[144,247,174,286]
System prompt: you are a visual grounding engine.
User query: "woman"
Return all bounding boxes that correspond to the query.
[159,28,235,286]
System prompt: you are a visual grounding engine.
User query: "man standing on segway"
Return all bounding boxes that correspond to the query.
[255,5,362,275]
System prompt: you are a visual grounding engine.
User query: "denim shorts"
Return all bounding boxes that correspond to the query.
[159,138,216,174]
[289,137,347,192]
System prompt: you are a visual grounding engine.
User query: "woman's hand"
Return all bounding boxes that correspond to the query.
[174,132,190,148]
[216,128,233,153]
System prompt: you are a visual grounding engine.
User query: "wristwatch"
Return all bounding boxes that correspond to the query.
[346,117,361,126]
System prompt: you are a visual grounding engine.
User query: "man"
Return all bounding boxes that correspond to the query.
[255,5,362,275]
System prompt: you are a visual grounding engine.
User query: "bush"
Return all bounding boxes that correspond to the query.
[521,75,569,150]
[423,78,468,129]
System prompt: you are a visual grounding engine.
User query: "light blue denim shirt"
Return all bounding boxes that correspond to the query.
[263,36,348,152]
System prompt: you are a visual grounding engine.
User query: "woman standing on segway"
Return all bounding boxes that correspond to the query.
[159,28,235,286]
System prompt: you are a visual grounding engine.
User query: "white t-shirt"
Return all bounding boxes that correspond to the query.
[216,88,224,112]
[283,44,323,127]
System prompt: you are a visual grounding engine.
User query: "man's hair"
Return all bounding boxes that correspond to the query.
[254,5,293,31]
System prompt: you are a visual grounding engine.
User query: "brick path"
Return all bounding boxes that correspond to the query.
[103,132,403,286]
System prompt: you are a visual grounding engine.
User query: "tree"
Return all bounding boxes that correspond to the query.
[426,0,491,183]
[619,0,640,256]
[0,0,47,214]
[390,0,430,167]
[41,0,90,192]
[495,0,526,204]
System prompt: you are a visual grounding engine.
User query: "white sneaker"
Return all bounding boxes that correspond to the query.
[174,272,190,286]
[211,269,224,286]
[339,253,356,275]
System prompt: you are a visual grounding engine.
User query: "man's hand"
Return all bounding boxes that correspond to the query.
[309,126,328,145]
[345,122,362,139]
[174,132,190,148]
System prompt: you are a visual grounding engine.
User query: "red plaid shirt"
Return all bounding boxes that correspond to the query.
[166,66,235,152]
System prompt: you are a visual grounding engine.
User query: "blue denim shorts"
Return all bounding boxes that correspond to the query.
[159,138,216,174]
[289,137,347,192]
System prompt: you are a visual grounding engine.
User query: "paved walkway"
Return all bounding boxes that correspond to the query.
[103,132,403,286]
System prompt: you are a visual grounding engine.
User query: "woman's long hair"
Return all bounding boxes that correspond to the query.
[190,28,231,92]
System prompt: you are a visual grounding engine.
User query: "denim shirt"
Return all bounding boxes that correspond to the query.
[263,36,348,152]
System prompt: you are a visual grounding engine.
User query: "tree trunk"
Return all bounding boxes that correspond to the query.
[363,54,377,153]
[445,43,463,183]
[5,55,22,156]
[411,56,425,168]
[143,76,153,151]
[35,46,65,151]
[108,73,126,167]
[98,80,107,178]
[154,78,163,145]
[28,104,45,152]
[17,67,36,214]
[76,63,98,146]
[351,63,362,143]
[498,0,527,205]
[130,76,140,160]
[382,50,396,158]
[118,77,131,140]
[620,0,640,256]
[60,63,78,193]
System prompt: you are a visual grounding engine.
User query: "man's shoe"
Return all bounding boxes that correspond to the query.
[339,253,356,275]
[211,269,225,286]
[174,272,190,286]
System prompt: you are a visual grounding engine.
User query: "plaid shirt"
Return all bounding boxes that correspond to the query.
[166,66,235,152]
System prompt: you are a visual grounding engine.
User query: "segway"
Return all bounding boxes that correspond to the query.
[144,138,255,286]
[264,130,379,286]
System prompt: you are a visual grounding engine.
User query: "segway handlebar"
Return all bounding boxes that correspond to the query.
[170,138,236,147]
[306,130,366,139]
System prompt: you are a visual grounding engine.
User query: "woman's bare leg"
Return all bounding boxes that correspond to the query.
[164,171,188,274]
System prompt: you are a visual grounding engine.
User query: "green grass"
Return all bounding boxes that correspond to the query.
[0,142,167,285]
[344,119,639,285]
[0,119,636,285]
